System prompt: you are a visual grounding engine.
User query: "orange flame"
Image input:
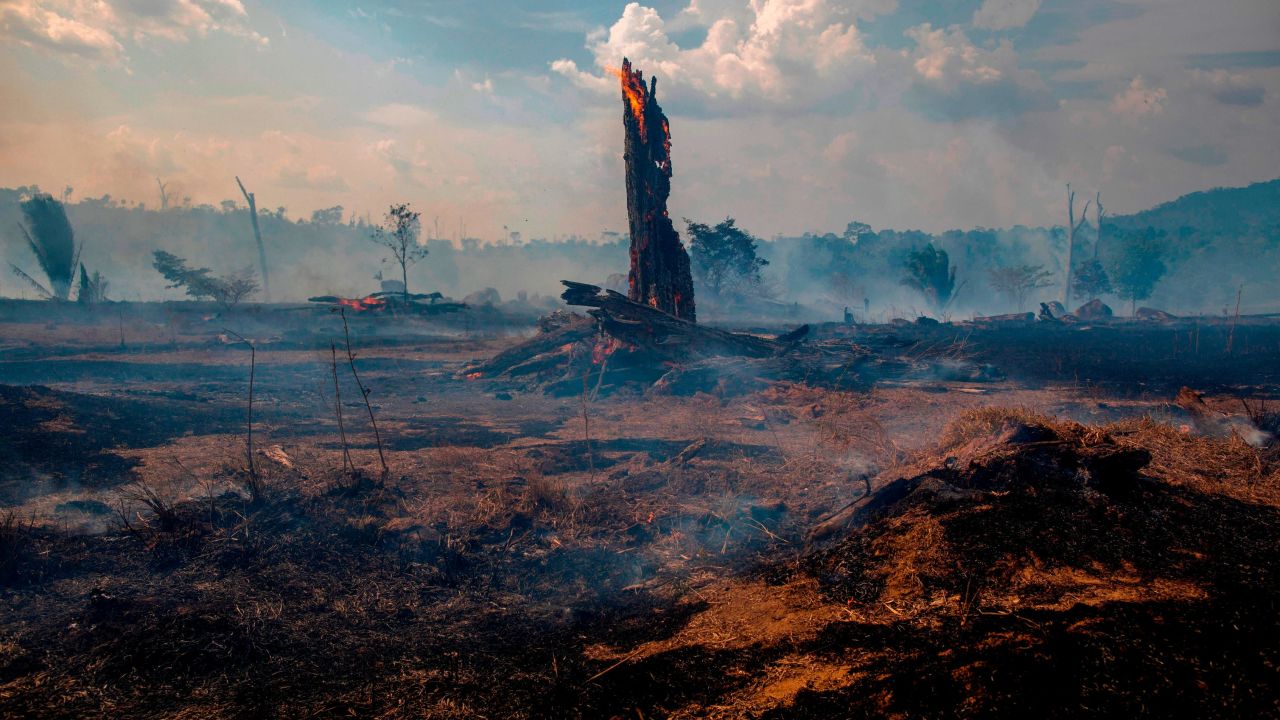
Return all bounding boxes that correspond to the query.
[609,60,649,140]
[336,295,387,312]
[592,336,624,365]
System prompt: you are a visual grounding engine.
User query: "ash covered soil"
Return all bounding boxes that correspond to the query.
[1,304,1278,718]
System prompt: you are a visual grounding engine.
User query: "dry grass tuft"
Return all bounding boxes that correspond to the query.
[936,405,1060,450]
[1110,416,1280,503]
[521,473,571,513]
[120,478,182,532]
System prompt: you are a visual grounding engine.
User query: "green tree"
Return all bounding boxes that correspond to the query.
[987,264,1054,311]
[901,243,956,313]
[11,193,77,300]
[1071,258,1112,301]
[1107,227,1168,315]
[371,203,426,302]
[310,205,345,225]
[685,216,768,296]
[843,220,874,243]
[152,250,259,308]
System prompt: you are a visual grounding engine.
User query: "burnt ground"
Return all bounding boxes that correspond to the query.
[1,301,1278,718]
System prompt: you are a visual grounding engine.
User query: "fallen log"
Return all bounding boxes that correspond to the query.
[561,281,807,360]
[973,312,1035,324]
[463,313,595,378]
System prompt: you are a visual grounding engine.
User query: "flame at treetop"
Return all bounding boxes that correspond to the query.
[612,58,651,142]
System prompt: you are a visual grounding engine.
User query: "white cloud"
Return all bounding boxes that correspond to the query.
[971,0,1042,31]
[5,0,1279,253]
[1111,75,1167,123]
[908,23,1014,85]
[0,0,125,60]
[549,58,612,93]
[552,1,879,110]
[0,0,265,63]
[903,23,1052,119]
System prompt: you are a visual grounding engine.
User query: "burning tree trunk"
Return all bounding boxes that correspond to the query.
[236,176,271,303]
[619,58,695,322]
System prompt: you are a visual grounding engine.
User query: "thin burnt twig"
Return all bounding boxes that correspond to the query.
[340,308,389,479]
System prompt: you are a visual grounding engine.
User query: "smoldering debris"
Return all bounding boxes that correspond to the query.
[307,290,467,315]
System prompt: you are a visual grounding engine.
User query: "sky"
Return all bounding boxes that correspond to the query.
[1,0,1278,240]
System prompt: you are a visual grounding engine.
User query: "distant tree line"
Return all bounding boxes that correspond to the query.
[2,179,1277,314]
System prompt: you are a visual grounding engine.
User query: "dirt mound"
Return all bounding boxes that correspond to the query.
[807,408,1150,548]
[793,409,1280,717]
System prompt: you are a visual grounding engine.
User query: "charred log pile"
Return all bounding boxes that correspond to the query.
[561,281,803,359]
[619,58,696,321]
[463,282,893,396]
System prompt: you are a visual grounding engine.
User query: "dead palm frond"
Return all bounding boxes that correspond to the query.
[9,263,53,299]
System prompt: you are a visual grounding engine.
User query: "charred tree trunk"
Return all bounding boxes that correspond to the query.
[620,58,695,322]
[236,176,271,303]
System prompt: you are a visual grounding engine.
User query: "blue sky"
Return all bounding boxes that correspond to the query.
[1,0,1277,239]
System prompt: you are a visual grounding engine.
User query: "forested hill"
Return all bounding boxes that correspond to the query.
[1111,178,1280,234]
[1102,178,1280,312]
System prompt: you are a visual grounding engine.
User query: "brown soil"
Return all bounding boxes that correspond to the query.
[1,306,1277,718]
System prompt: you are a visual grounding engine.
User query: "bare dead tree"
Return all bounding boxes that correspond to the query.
[223,329,264,502]
[330,342,354,475]
[1062,183,1091,308]
[156,177,169,211]
[340,308,389,479]
[235,176,270,303]
[1094,191,1105,259]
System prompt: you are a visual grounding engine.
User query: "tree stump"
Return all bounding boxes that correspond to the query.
[619,58,696,322]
